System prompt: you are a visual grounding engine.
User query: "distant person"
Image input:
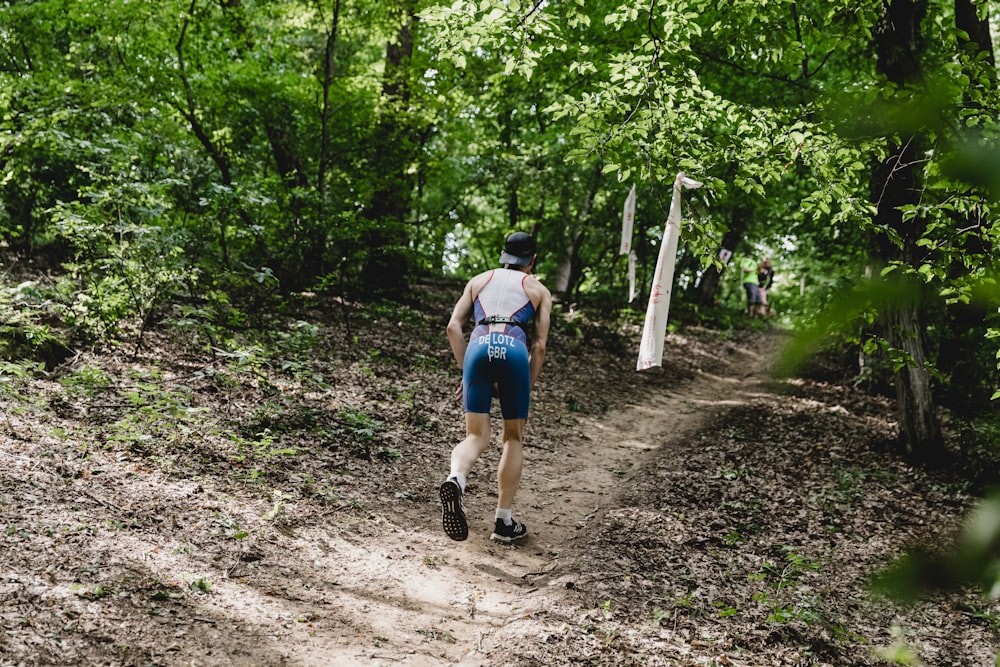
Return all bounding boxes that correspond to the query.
[757,257,775,317]
[439,232,553,543]
[740,255,764,317]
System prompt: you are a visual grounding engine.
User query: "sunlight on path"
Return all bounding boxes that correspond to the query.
[276,339,777,666]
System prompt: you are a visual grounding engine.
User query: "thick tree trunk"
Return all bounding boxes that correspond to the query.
[318,0,342,202]
[955,0,995,69]
[695,204,749,307]
[551,232,574,296]
[362,2,417,294]
[553,163,601,300]
[870,0,943,462]
[888,295,942,460]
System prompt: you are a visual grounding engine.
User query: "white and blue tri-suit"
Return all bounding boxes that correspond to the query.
[463,268,535,420]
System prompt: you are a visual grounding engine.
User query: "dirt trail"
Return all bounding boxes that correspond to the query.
[0,327,775,667]
[281,339,774,666]
[5,299,991,666]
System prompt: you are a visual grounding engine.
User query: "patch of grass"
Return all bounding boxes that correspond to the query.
[0,360,41,410]
[423,555,444,569]
[377,447,403,461]
[188,577,212,594]
[333,406,384,460]
[715,600,739,617]
[70,583,110,600]
[60,365,113,397]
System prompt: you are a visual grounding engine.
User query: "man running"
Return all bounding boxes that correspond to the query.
[439,231,553,543]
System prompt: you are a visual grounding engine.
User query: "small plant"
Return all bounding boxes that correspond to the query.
[60,365,113,397]
[715,600,739,617]
[750,548,828,626]
[263,492,285,522]
[333,406,384,459]
[71,583,109,599]
[873,626,923,666]
[646,607,670,628]
[722,529,745,546]
[423,555,443,569]
[189,577,212,593]
[377,447,403,462]
[0,360,40,405]
[674,593,695,609]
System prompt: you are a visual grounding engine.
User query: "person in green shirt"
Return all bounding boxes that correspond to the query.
[739,255,765,317]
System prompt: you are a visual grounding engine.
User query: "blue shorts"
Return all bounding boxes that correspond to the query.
[463,332,531,419]
[743,282,763,304]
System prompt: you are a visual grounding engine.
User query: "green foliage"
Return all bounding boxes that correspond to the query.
[59,366,113,398]
[0,280,73,368]
[333,406,384,460]
[1,0,999,476]
[874,492,1000,603]
[230,428,301,482]
[188,577,212,594]
[0,359,40,408]
[52,198,195,344]
[953,417,1000,487]
[0,0,440,296]
[106,370,202,454]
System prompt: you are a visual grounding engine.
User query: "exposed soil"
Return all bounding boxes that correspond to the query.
[1,279,997,666]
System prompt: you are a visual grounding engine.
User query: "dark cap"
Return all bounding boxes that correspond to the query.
[499,231,536,267]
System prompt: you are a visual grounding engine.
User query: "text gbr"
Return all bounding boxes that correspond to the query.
[478,333,518,361]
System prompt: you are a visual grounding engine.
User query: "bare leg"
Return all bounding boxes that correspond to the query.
[450,412,491,478]
[497,418,525,510]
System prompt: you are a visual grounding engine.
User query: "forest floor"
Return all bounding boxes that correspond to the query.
[2,278,998,666]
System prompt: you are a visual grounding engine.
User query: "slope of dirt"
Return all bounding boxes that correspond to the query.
[1,279,997,666]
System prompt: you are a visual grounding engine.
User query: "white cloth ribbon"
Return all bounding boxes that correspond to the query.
[619,184,636,255]
[637,172,703,371]
[627,250,637,303]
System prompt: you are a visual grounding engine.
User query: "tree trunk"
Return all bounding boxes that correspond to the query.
[553,163,601,300]
[175,0,270,269]
[888,293,943,461]
[361,2,417,294]
[551,232,574,296]
[870,0,943,462]
[695,204,749,307]
[954,0,995,69]
[318,0,342,201]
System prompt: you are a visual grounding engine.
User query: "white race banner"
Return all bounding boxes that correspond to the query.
[619,184,636,255]
[637,172,703,370]
[627,250,637,303]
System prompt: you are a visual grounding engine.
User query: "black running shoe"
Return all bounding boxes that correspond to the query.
[439,479,468,541]
[490,517,527,543]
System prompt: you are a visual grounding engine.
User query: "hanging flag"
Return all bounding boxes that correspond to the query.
[619,184,636,255]
[627,250,637,303]
[637,172,703,371]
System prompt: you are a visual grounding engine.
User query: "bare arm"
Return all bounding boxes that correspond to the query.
[528,283,553,389]
[446,280,475,371]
